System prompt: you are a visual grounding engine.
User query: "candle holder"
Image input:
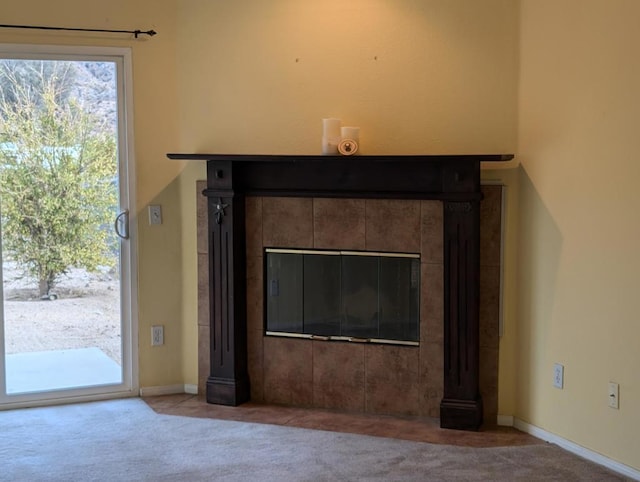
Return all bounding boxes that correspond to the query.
[321,119,361,155]
[338,139,358,156]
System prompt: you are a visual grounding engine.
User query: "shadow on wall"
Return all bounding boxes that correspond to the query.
[515,165,563,418]
[137,176,185,388]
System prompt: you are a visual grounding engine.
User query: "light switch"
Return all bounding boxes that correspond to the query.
[149,205,162,225]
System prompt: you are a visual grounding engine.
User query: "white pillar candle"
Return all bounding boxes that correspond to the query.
[322,118,341,139]
[341,126,360,142]
[321,137,340,155]
[322,118,341,155]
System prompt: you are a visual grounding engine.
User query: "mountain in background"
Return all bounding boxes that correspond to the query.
[0,59,117,135]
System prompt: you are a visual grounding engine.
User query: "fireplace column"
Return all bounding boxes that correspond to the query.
[202,160,249,405]
[440,200,483,429]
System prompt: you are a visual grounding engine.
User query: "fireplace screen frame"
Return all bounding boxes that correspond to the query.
[264,248,421,346]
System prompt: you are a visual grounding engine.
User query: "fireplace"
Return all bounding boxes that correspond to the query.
[265,248,421,343]
[170,153,510,430]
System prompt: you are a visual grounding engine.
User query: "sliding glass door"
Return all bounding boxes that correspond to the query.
[0,45,137,406]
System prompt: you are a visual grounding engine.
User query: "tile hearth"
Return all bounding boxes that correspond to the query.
[143,393,542,449]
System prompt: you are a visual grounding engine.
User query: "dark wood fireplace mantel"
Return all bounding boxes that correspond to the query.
[167,153,513,431]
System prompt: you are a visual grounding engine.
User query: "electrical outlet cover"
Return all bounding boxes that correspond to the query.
[151,325,164,346]
[553,363,564,389]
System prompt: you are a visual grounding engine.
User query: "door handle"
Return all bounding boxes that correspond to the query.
[114,210,130,240]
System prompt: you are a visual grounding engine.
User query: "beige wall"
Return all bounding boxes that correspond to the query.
[174,0,518,155]
[174,0,520,393]
[0,0,188,388]
[517,0,640,470]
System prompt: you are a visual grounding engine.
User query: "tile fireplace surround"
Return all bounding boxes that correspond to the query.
[176,154,509,430]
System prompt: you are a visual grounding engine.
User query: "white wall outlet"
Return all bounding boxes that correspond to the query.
[148,205,162,225]
[553,363,564,389]
[151,325,164,346]
[608,382,620,409]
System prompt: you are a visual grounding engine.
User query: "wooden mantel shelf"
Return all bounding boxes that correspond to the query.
[167,153,513,162]
[168,152,513,431]
[168,153,513,200]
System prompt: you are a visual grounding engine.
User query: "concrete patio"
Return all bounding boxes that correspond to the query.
[5,347,122,394]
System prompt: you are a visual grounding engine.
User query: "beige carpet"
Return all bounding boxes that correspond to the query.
[0,398,629,481]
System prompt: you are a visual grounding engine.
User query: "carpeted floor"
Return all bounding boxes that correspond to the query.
[0,398,629,481]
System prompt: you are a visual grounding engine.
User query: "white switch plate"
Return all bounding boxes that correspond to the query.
[553,363,564,389]
[608,382,619,409]
[149,205,162,225]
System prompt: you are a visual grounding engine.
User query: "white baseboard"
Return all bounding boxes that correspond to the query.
[139,384,198,397]
[497,415,514,427]
[184,384,198,395]
[513,418,640,481]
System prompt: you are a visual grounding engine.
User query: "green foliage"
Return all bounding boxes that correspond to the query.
[0,61,118,296]
[0,59,77,109]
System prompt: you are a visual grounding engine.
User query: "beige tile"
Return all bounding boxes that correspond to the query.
[421,263,444,346]
[262,197,313,248]
[479,265,500,349]
[480,346,499,424]
[196,180,210,399]
[197,253,210,327]
[196,180,208,255]
[421,201,443,264]
[365,344,420,416]
[420,341,444,418]
[247,330,264,402]
[313,198,366,250]
[246,256,264,333]
[198,324,210,397]
[480,185,502,267]
[365,200,421,253]
[246,196,263,258]
[312,341,365,411]
[482,393,498,427]
[263,336,313,406]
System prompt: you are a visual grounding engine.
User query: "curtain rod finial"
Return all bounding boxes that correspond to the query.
[134,29,156,38]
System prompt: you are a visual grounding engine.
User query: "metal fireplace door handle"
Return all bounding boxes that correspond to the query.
[114,210,130,240]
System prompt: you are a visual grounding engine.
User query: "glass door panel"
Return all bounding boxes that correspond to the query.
[0,51,135,404]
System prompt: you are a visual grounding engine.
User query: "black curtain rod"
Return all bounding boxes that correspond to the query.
[0,24,156,38]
